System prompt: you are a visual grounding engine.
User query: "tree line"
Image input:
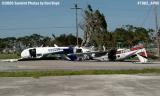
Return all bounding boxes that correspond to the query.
[0,4,159,54]
[0,24,156,53]
[80,5,156,50]
[0,34,82,53]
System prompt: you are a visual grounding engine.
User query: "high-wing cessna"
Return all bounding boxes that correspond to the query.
[67,46,148,63]
[1,45,96,62]
[93,48,147,62]
[20,45,95,60]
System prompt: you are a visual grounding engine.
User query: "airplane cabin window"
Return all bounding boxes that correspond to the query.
[37,54,42,57]
[116,51,121,54]
[76,49,82,53]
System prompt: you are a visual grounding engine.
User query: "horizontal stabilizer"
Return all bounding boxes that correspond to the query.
[136,54,148,63]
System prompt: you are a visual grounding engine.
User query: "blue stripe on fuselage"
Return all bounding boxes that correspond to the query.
[67,54,77,61]
[63,48,77,61]
[63,48,74,54]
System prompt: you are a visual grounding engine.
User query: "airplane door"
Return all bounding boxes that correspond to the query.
[108,49,117,61]
[29,49,36,58]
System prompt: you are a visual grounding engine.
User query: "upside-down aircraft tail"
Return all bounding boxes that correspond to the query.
[135,48,148,63]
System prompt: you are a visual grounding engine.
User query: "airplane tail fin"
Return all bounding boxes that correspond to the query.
[136,48,148,57]
[54,44,58,47]
[136,48,148,63]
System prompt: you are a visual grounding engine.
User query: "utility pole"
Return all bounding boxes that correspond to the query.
[153,0,159,57]
[71,0,82,46]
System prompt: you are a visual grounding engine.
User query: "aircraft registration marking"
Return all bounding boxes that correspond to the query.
[48,48,61,52]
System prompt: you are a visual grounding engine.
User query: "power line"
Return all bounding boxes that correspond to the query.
[141,6,152,27]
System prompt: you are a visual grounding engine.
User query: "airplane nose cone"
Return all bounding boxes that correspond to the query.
[21,49,30,58]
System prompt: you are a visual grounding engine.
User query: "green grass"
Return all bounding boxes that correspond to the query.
[0,68,160,78]
[0,53,20,59]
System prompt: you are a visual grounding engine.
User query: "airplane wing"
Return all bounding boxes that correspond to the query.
[67,51,108,61]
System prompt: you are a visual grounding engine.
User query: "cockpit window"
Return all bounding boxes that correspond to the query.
[116,51,121,54]
[76,49,82,53]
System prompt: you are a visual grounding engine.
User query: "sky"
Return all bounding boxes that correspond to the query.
[0,0,160,38]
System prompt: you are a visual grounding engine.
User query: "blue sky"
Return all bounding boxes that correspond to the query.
[0,0,160,38]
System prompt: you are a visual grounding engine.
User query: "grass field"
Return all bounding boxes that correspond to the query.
[0,53,20,59]
[0,68,160,78]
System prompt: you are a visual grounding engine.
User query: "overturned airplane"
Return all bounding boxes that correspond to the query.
[67,46,148,63]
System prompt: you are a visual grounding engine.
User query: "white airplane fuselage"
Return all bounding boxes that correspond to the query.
[21,47,69,59]
[116,49,138,61]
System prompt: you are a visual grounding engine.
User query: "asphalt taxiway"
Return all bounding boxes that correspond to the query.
[0,60,160,71]
[0,75,160,96]
[1,60,160,96]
